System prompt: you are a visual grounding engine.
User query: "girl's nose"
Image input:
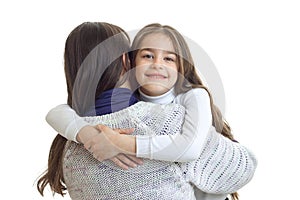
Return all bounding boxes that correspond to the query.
[151,63,164,70]
[151,57,164,69]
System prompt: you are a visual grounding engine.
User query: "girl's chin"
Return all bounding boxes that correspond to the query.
[140,85,170,96]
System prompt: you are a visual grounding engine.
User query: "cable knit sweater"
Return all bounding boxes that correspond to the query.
[47,88,257,199]
[63,102,196,199]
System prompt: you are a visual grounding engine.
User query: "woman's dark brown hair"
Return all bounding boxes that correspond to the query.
[130,23,239,200]
[37,22,130,196]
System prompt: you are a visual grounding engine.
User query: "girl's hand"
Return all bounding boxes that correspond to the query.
[113,127,135,135]
[84,125,121,161]
[110,154,143,170]
[76,125,100,144]
[84,125,136,161]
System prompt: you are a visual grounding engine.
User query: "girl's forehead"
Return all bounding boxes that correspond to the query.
[139,33,175,52]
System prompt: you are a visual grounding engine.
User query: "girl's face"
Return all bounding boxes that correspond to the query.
[135,33,178,96]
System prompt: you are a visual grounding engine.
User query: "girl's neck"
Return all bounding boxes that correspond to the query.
[138,88,176,104]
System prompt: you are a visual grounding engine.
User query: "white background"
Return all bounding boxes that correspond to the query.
[1,0,299,199]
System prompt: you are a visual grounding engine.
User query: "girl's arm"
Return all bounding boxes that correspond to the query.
[46,95,257,193]
[46,105,136,148]
[45,104,90,143]
[136,88,212,161]
[46,105,140,169]
[45,89,210,162]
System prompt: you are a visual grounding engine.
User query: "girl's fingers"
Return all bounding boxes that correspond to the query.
[110,157,129,170]
[126,155,143,165]
[115,128,135,134]
[110,154,143,169]
[96,124,134,134]
[116,154,138,168]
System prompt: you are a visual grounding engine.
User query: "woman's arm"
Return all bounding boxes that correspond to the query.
[183,127,257,194]
[135,88,257,192]
[136,88,212,161]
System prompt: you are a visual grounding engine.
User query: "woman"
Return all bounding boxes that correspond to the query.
[38,22,256,199]
[38,21,196,199]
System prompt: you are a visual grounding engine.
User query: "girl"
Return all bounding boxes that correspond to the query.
[40,23,257,200]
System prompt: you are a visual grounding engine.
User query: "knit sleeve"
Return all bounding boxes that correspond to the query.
[180,127,258,194]
[45,104,89,142]
[136,88,212,162]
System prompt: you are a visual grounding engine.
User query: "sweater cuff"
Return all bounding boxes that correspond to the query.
[136,135,152,159]
[65,119,89,143]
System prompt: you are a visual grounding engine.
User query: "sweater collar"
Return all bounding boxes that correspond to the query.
[138,88,176,104]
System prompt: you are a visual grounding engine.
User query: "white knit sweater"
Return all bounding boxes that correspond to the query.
[47,88,257,199]
[47,88,213,162]
[63,102,196,199]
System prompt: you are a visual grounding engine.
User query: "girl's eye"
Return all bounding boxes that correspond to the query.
[164,57,175,62]
[142,54,154,59]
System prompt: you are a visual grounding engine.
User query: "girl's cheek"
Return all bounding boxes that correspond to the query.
[169,67,178,76]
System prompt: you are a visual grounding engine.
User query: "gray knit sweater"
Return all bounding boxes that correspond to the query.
[63,102,195,199]
[63,101,256,199]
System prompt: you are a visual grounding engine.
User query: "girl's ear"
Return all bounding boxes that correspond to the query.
[121,53,130,75]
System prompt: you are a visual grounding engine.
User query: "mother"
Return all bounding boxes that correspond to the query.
[38,22,196,199]
[37,22,256,200]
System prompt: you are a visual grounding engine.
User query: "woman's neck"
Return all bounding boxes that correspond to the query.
[138,88,176,104]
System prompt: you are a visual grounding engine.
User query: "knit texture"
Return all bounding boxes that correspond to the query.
[63,101,196,200]
[179,127,257,194]
[63,101,257,199]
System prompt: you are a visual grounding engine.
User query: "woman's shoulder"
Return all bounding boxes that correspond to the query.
[83,101,185,124]
[130,101,185,116]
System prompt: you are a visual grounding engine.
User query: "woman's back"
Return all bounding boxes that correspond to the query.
[63,102,196,200]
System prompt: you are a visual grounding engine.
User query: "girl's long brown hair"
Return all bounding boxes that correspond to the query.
[130,23,239,200]
[37,22,130,196]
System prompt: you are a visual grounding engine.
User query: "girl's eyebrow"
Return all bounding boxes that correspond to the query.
[140,48,176,55]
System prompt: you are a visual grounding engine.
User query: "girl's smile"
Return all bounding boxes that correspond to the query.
[135,33,178,96]
[145,73,168,79]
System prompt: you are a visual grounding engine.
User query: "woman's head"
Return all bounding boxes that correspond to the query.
[37,22,130,196]
[130,23,203,96]
[64,22,130,115]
